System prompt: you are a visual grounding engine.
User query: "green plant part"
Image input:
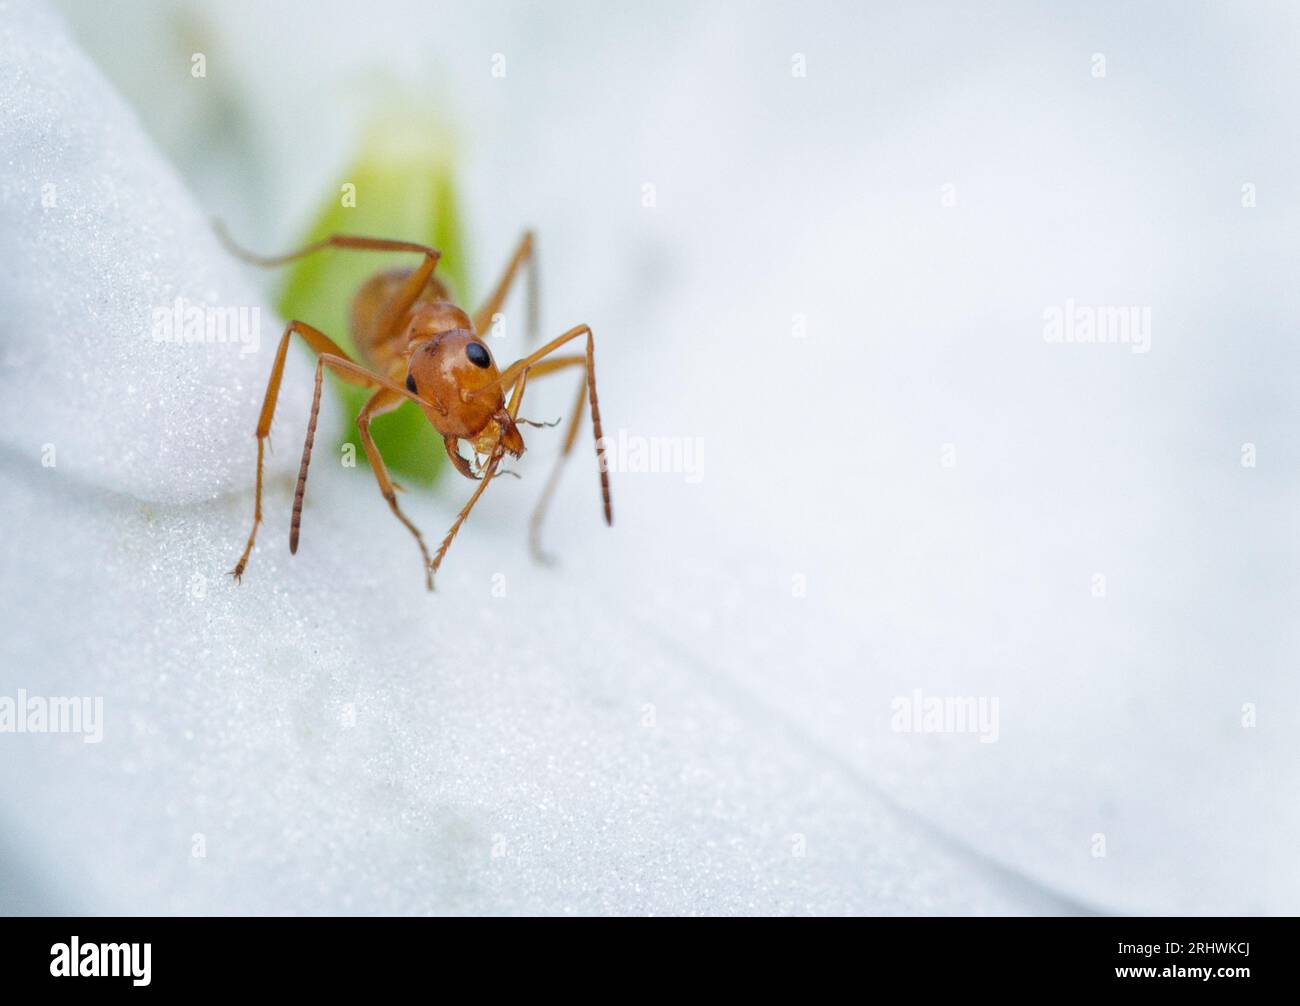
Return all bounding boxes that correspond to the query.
[276,121,470,486]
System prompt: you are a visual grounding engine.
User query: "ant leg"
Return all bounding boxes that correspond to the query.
[418,358,533,583]
[480,327,612,548]
[471,230,537,344]
[262,349,542,588]
[429,447,506,585]
[216,226,441,269]
[230,320,373,582]
[357,389,435,590]
[216,225,442,343]
[505,364,530,418]
[519,357,592,563]
[286,354,442,583]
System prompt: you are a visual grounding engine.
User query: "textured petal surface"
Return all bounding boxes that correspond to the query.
[2,0,1297,914]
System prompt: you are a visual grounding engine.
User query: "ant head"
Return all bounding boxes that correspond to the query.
[406,322,504,437]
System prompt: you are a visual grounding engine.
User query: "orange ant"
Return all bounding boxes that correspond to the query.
[221,228,612,591]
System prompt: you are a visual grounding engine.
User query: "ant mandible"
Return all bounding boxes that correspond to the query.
[221,227,612,591]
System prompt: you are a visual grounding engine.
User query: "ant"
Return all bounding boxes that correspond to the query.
[221,227,612,591]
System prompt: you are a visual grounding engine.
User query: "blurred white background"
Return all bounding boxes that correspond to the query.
[0,0,1296,914]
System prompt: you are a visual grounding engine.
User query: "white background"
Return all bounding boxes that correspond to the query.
[0,0,1296,913]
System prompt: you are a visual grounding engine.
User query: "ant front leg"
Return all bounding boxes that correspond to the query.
[481,325,612,563]
[230,320,373,582]
[357,389,435,590]
[428,448,505,586]
[426,371,530,584]
[516,355,592,563]
[284,354,444,588]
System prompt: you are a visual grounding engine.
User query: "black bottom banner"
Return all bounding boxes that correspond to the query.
[0,915,1286,992]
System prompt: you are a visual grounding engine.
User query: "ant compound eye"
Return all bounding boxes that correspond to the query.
[465,342,491,369]
[405,373,418,395]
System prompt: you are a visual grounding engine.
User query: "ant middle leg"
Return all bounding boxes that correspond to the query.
[472,230,537,345]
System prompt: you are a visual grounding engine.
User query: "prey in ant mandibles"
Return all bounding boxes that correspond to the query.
[222,228,612,591]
